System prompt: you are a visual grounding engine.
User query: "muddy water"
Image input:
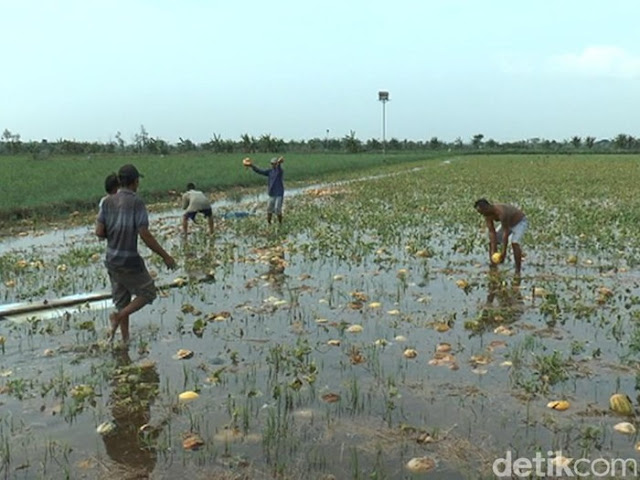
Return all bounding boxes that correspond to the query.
[1,169,640,478]
[1,232,639,479]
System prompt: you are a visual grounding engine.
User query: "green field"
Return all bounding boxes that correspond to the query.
[0,152,445,227]
[2,153,640,479]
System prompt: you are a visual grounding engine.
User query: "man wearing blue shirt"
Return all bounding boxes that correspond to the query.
[246,156,285,224]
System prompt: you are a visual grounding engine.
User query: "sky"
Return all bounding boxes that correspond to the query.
[2,0,640,144]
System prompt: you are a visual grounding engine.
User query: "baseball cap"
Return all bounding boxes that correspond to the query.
[118,164,144,182]
[270,157,278,165]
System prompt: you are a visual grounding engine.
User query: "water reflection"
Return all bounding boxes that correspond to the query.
[102,349,159,477]
[475,272,524,333]
[258,244,287,294]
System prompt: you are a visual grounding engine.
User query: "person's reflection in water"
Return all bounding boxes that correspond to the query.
[102,349,159,478]
[264,245,287,294]
[481,271,524,327]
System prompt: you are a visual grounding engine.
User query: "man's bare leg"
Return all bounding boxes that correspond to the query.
[512,243,522,274]
[109,296,149,343]
[120,316,130,344]
[182,215,189,237]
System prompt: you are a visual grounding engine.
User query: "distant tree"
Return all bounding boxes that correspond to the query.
[1,129,22,154]
[205,133,226,153]
[57,139,85,155]
[403,139,419,150]
[387,138,401,151]
[571,136,581,148]
[133,125,150,153]
[429,137,441,150]
[614,133,634,150]
[326,138,342,151]
[613,134,625,149]
[471,133,484,148]
[366,138,381,152]
[585,136,596,149]
[240,133,257,153]
[200,133,227,153]
[453,137,464,149]
[30,138,51,160]
[258,134,284,153]
[147,137,170,155]
[177,137,197,153]
[286,139,303,152]
[485,138,498,149]
[304,138,324,151]
[115,131,126,152]
[343,130,361,154]
[258,134,272,153]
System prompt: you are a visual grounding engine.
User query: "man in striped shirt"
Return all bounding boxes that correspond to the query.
[96,164,176,344]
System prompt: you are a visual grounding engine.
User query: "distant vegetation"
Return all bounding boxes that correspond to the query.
[2,122,639,230]
[3,126,640,158]
[0,151,444,230]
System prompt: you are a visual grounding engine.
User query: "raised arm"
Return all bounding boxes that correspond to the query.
[251,165,269,176]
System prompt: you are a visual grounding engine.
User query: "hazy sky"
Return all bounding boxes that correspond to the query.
[2,0,640,144]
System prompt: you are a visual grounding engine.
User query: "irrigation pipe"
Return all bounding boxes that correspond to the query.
[0,274,215,320]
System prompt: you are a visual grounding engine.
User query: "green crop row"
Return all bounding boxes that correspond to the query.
[0,151,446,225]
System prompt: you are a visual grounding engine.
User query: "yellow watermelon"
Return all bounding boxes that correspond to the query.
[609,393,634,416]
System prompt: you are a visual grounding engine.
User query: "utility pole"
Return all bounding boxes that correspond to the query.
[378,91,389,154]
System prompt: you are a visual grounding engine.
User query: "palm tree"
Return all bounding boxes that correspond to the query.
[570,136,581,148]
[613,133,634,150]
[585,136,596,149]
[240,133,257,153]
[343,130,361,154]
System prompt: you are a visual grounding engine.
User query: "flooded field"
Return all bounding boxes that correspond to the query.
[1,155,640,479]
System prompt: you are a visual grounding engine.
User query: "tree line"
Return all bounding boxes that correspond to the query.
[1,127,639,158]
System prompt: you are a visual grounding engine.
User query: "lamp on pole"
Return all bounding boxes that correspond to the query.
[378,91,389,154]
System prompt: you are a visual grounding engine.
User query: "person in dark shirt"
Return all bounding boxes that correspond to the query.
[245,156,285,224]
